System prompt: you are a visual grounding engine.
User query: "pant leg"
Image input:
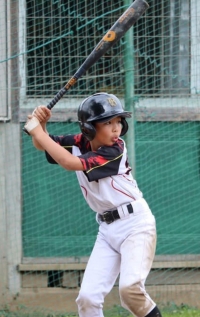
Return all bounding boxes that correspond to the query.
[76,229,121,317]
[119,217,157,317]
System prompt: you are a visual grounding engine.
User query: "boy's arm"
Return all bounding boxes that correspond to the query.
[24,117,84,171]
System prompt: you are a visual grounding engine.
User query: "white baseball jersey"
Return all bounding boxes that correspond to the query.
[45,133,143,214]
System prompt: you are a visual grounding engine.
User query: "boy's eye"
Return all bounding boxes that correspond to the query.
[104,118,121,125]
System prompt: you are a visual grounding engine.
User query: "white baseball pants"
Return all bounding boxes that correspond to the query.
[76,198,157,317]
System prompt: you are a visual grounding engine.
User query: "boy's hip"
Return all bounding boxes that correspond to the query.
[97,198,152,224]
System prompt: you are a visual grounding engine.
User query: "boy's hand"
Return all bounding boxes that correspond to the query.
[32,105,51,123]
[24,106,51,136]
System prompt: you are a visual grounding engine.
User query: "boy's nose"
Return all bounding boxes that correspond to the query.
[113,123,120,132]
[113,124,117,131]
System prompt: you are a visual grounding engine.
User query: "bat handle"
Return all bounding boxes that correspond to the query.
[23,83,69,135]
[47,87,68,110]
[22,127,30,135]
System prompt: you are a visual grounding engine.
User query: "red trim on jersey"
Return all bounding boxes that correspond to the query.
[80,185,87,197]
[74,134,83,147]
[111,177,136,200]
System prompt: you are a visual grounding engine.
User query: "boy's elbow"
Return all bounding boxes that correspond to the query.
[32,138,45,151]
[58,157,83,171]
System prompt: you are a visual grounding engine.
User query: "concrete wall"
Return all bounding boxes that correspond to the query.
[0,123,22,302]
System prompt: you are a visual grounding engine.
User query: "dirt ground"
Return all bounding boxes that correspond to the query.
[1,285,200,314]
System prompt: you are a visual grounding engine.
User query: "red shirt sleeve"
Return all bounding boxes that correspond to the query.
[78,139,125,182]
[45,134,127,182]
[45,133,88,164]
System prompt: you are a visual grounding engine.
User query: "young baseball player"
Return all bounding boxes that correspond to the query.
[25,92,162,317]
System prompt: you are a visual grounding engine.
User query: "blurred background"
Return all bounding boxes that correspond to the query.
[0,0,200,315]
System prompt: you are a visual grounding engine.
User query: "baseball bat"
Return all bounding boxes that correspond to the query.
[23,0,149,134]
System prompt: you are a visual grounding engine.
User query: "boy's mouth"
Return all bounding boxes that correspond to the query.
[112,137,118,142]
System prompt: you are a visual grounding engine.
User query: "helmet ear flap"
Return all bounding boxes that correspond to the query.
[120,118,129,136]
[79,122,96,141]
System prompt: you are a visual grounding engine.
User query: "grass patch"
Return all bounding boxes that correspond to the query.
[162,303,200,317]
[0,303,200,317]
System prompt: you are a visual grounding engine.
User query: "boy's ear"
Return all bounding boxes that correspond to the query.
[79,122,96,141]
[120,118,129,136]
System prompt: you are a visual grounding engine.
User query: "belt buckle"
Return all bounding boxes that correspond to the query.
[102,211,114,224]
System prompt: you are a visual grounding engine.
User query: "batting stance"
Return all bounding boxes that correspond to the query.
[25,92,162,317]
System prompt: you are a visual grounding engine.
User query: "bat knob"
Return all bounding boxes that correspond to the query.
[22,127,30,135]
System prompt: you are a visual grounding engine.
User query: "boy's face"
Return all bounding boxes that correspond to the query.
[92,116,122,149]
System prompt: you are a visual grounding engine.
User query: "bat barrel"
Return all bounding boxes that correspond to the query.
[50,0,149,105]
[73,0,149,82]
[111,0,149,36]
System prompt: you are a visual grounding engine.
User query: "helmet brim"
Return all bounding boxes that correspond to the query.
[88,111,132,123]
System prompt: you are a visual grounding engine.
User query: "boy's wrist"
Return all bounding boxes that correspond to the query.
[24,117,40,134]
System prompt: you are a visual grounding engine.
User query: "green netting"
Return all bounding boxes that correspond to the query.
[0,0,200,314]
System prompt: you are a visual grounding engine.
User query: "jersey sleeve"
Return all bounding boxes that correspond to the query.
[78,140,125,182]
[45,133,84,164]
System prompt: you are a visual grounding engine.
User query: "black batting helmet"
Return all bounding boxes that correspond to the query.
[78,92,132,141]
